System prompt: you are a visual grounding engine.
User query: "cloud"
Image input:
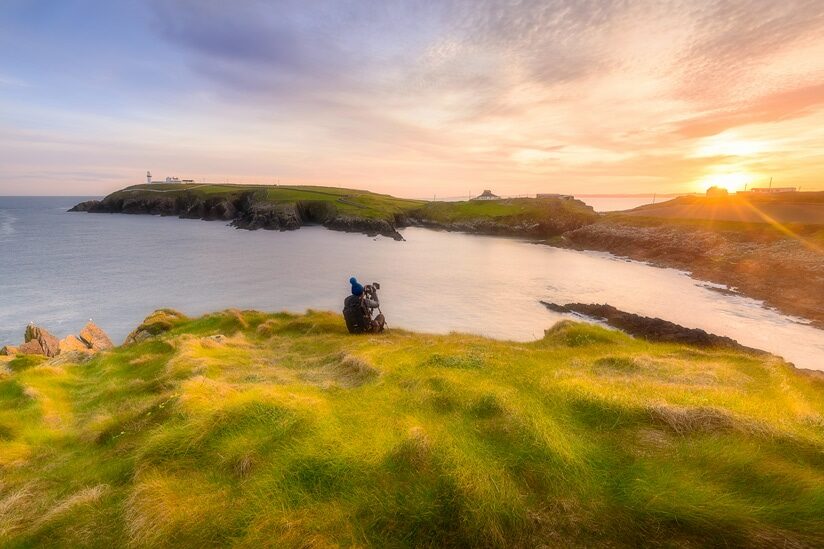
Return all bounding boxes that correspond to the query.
[2,0,824,195]
[674,83,824,138]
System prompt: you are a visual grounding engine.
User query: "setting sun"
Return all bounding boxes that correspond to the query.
[2,2,824,546]
[697,171,757,193]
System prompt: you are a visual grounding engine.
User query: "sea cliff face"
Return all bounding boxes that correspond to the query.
[70,190,407,240]
[70,186,599,241]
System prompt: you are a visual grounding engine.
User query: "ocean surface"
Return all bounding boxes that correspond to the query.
[1,197,822,371]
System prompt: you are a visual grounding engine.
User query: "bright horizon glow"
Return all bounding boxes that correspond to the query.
[1,1,823,197]
[697,172,759,194]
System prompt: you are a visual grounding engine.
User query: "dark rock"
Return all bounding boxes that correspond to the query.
[0,345,19,356]
[72,188,405,241]
[24,325,61,357]
[323,216,404,241]
[18,340,45,356]
[232,201,302,231]
[125,309,188,345]
[68,200,101,212]
[542,301,764,353]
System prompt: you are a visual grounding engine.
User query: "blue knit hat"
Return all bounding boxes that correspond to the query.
[350,277,364,296]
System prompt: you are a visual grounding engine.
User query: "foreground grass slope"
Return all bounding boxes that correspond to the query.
[1,310,823,547]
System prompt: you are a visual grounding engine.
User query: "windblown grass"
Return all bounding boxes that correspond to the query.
[1,310,822,547]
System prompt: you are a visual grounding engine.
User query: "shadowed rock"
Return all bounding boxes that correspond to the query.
[23,325,60,357]
[542,302,764,353]
[125,309,189,345]
[0,345,18,356]
[68,200,101,212]
[79,321,114,351]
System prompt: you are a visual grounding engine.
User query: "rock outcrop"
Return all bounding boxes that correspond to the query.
[68,200,101,212]
[232,201,303,231]
[323,216,405,241]
[72,190,409,240]
[125,309,189,345]
[22,325,61,357]
[0,345,19,356]
[79,321,114,351]
[542,302,764,353]
[559,219,824,328]
[59,335,93,354]
[4,322,115,358]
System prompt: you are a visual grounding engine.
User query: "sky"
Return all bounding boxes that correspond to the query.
[1,0,823,198]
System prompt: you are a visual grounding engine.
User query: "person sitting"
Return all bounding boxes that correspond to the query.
[343,277,385,334]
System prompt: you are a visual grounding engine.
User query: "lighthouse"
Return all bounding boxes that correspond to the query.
[146,171,152,184]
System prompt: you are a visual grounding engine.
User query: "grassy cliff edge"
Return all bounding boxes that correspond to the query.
[1,309,823,547]
[70,184,598,240]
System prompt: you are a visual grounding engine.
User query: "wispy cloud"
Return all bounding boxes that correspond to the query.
[1,0,823,195]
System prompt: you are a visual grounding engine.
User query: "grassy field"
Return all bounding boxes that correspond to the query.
[623,192,824,226]
[411,197,594,224]
[111,184,428,221]
[100,184,599,227]
[2,309,823,547]
[599,212,824,246]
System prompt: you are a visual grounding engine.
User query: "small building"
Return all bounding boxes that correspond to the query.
[750,187,796,193]
[181,179,195,183]
[537,193,574,200]
[472,189,500,201]
[706,186,729,197]
[165,176,181,183]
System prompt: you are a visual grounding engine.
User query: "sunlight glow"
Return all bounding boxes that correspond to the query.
[696,171,756,193]
[693,134,770,158]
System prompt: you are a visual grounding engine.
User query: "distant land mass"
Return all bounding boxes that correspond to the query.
[71,186,824,326]
[69,183,599,241]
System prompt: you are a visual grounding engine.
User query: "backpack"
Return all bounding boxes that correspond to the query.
[343,294,369,334]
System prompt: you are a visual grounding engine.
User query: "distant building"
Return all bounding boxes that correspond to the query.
[750,187,796,193]
[706,186,729,197]
[537,193,574,200]
[165,177,181,183]
[146,171,152,184]
[472,189,500,201]
[181,179,194,183]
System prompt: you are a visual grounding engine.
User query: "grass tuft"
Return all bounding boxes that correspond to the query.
[0,309,822,546]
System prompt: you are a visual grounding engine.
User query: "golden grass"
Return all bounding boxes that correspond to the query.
[0,309,822,547]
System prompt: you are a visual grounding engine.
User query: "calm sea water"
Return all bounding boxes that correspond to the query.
[1,197,822,370]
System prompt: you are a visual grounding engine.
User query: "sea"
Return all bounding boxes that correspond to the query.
[1,196,822,371]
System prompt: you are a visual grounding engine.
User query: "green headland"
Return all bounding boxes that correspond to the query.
[2,309,823,547]
[71,185,824,326]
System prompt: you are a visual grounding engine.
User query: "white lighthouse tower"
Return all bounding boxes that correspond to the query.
[146,171,152,185]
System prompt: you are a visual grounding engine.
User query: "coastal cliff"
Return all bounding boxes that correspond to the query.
[70,186,824,326]
[70,185,408,240]
[70,184,598,241]
[559,215,824,327]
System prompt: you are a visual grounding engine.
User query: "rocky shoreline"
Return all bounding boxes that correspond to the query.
[1,321,113,360]
[70,189,823,329]
[556,219,824,328]
[71,192,406,240]
[542,301,766,353]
